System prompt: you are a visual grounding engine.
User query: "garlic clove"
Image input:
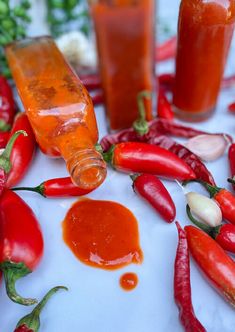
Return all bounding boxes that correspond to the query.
[185,134,228,162]
[186,192,222,227]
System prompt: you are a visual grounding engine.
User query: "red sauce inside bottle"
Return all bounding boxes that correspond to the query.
[62,199,143,270]
[120,273,138,291]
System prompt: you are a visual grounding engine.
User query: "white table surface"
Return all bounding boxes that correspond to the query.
[2,1,235,331]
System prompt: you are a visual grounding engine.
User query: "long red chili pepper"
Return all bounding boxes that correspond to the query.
[6,112,36,188]
[185,225,235,306]
[156,36,177,62]
[131,173,176,223]
[174,222,206,332]
[12,177,93,198]
[14,286,68,332]
[157,88,174,121]
[228,143,235,190]
[0,131,10,148]
[158,73,175,93]
[0,130,26,195]
[0,75,15,131]
[228,102,235,114]
[187,205,235,254]
[0,189,44,305]
[102,142,196,181]
[195,181,235,225]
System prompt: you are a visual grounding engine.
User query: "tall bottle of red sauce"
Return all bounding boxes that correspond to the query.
[89,0,156,131]
[173,0,235,122]
[6,37,107,191]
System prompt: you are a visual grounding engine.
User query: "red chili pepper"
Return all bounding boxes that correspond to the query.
[103,142,196,181]
[228,143,235,190]
[80,73,101,91]
[131,173,176,223]
[196,181,235,225]
[185,225,235,306]
[228,102,235,113]
[0,131,10,148]
[6,112,36,188]
[12,177,93,198]
[0,76,15,131]
[14,286,67,332]
[187,205,235,254]
[158,73,175,93]
[0,189,44,305]
[174,222,206,332]
[0,130,26,196]
[156,36,177,62]
[90,90,104,106]
[157,88,174,121]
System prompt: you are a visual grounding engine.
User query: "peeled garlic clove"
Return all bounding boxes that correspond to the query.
[186,192,222,227]
[185,134,228,161]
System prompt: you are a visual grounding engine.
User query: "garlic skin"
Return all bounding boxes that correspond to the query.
[186,192,222,227]
[56,31,97,68]
[185,134,228,161]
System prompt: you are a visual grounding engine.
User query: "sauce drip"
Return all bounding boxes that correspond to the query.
[62,199,143,270]
[120,273,138,291]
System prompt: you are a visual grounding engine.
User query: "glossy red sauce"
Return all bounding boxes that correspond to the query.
[120,273,138,291]
[62,199,143,270]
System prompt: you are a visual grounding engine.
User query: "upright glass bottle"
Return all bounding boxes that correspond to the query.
[173,0,235,121]
[5,36,107,190]
[89,0,156,131]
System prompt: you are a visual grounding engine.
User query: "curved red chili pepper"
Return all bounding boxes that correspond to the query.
[157,89,174,121]
[228,102,235,113]
[12,177,93,198]
[185,225,235,306]
[174,222,206,332]
[196,181,235,225]
[14,286,67,332]
[131,173,176,223]
[228,143,235,190]
[0,76,15,131]
[103,142,196,181]
[6,112,36,188]
[156,36,177,62]
[0,131,10,148]
[0,189,44,305]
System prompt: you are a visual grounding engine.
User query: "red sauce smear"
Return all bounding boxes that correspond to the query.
[120,273,138,291]
[62,199,143,270]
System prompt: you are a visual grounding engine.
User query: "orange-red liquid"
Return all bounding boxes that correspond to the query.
[120,272,138,291]
[5,37,98,157]
[173,0,235,121]
[90,0,155,130]
[62,199,143,270]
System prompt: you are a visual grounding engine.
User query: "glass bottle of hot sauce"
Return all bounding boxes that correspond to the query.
[89,0,156,131]
[5,36,107,190]
[173,0,235,122]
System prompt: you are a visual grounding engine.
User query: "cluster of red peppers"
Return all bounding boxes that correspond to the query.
[0,76,68,331]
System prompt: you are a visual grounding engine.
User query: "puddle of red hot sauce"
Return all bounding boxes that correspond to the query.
[62,199,143,270]
[120,273,138,291]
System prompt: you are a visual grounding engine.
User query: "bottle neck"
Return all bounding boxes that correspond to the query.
[64,146,107,190]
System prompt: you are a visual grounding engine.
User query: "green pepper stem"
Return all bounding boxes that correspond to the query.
[0,130,27,173]
[0,261,37,306]
[102,145,115,164]
[16,286,68,331]
[186,204,212,234]
[130,174,140,182]
[133,90,152,136]
[0,119,11,132]
[228,177,235,185]
[11,184,45,197]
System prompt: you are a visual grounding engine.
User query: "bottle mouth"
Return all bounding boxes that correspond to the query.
[67,148,107,190]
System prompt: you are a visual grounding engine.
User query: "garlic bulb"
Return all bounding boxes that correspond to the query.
[185,134,228,161]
